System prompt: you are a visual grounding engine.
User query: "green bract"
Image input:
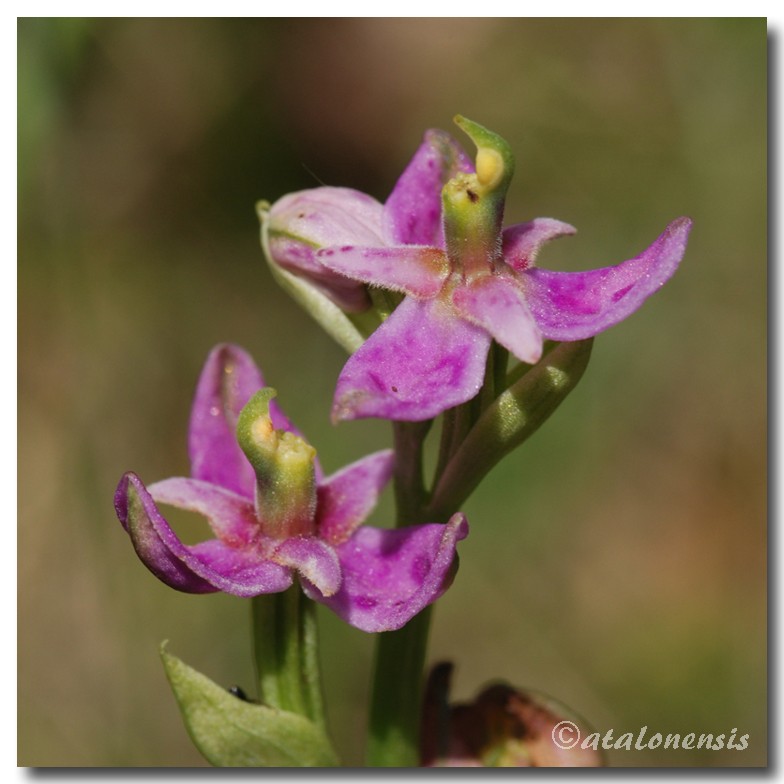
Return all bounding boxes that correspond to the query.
[161,645,340,767]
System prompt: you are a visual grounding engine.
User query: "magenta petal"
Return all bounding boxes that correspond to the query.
[115,473,216,593]
[522,217,692,341]
[384,129,473,247]
[187,540,294,598]
[452,276,544,365]
[270,537,342,597]
[316,450,395,545]
[332,297,491,422]
[188,344,264,498]
[148,477,258,546]
[188,344,310,495]
[501,218,577,272]
[317,246,448,298]
[306,514,469,633]
[115,472,292,596]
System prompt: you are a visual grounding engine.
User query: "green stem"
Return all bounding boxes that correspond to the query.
[391,420,431,524]
[251,587,326,729]
[366,607,433,766]
[365,420,435,767]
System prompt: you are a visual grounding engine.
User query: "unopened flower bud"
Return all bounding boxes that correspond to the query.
[261,188,385,313]
[421,662,603,768]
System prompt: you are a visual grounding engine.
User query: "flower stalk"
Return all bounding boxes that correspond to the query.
[367,417,436,766]
[251,587,326,729]
[366,607,433,766]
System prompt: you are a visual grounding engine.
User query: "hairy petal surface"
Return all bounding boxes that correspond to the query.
[384,129,473,247]
[115,473,292,596]
[332,297,491,422]
[501,218,577,272]
[316,450,395,545]
[523,217,692,340]
[452,276,544,365]
[318,246,448,298]
[305,514,469,633]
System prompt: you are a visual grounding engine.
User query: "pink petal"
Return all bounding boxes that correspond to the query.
[304,514,469,633]
[267,187,385,313]
[148,477,258,546]
[188,344,264,498]
[383,129,473,247]
[269,536,342,597]
[188,344,320,492]
[501,218,577,272]
[316,450,395,545]
[115,473,292,596]
[332,297,491,422]
[269,187,385,247]
[522,217,692,341]
[317,245,448,298]
[187,540,294,598]
[452,276,544,365]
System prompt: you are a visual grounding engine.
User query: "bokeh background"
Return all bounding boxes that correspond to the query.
[18,18,766,767]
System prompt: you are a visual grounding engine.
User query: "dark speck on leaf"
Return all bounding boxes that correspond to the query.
[466,189,478,203]
[228,685,253,702]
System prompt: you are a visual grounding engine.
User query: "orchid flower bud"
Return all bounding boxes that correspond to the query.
[421,662,603,768]
[261,188,385,314]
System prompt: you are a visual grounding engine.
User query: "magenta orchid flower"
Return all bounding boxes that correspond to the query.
[114,344,467,633]
[311,116,692,422]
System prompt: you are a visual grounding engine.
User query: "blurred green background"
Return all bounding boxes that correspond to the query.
[18,18,766,767]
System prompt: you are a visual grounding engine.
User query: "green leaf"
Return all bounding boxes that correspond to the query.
[160,645,340,768]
